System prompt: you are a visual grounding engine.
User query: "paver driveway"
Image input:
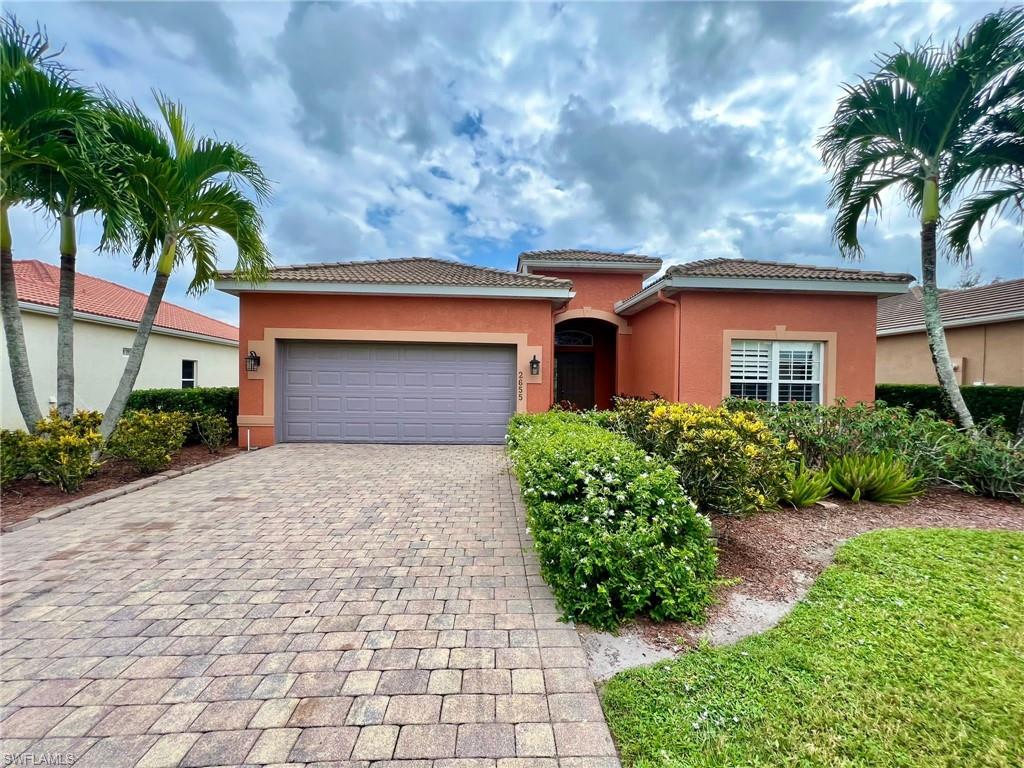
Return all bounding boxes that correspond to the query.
[0,445,619,767]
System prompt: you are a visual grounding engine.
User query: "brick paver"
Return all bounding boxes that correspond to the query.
[0,445,619,766]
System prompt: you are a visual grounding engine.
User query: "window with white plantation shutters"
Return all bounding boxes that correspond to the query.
[730,341,771,401]
[730,340,822,404]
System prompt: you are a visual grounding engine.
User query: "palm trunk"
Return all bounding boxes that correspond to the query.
[920,176,974,433]
[0,203,43,430]
[57,208,77,418]
[100,236,175,439]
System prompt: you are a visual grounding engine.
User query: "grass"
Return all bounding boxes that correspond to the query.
[601,529,1024,768]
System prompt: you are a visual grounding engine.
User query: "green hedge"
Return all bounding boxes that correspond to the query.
[876,384,1023,433]
[507,410,717,630]
[124,387,238,444]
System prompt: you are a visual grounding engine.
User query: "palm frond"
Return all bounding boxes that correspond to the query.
[154,92,195,158]
[943,181,1024,261]
[180,139,272,201]
[831,173,917,258]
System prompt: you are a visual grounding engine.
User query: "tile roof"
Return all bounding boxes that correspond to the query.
[518,249,662,265]
[666,257,913,283]
[246,257,573,288]
[14,260,238,342]
[877,278,1024,334]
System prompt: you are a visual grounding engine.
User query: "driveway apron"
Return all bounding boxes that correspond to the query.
[0,444,620,767]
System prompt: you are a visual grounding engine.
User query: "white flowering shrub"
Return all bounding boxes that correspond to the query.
[507,410,717,630]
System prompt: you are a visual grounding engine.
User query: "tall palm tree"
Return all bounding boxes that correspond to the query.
[0,15,91,429]
[819,8,1024,430]
[99,95,272,438]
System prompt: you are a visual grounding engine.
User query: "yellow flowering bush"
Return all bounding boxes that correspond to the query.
[31,409,104,492]
[645,403,792,515]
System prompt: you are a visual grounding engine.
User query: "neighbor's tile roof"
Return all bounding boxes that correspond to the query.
[666,258,913,283]
[518,249,662,265]
[877,278,1024,334]
[247,257,573,288]
[14,260,239,342]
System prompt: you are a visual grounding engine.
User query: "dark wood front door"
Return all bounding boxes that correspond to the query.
[555,351,595,410]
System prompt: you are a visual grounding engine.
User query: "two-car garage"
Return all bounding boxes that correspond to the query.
[278,341,517,444]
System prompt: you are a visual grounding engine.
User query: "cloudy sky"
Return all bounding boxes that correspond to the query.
[9,0,1023,325]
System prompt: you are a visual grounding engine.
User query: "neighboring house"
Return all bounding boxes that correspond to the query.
[2,260,239,429]
[877,278,1024,386]
[215,251,911,447]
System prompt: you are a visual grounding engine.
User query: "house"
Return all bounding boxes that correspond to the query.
[876,278,1024,386]
[2,260,239,429]
[215,251,911,446]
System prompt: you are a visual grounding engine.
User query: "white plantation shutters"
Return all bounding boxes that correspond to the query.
[730,340,822,404]
[730,341,771,401]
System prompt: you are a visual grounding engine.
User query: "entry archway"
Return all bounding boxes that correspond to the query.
[554,317,618,410]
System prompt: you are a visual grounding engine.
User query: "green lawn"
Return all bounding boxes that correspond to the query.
[602,529,1024,768]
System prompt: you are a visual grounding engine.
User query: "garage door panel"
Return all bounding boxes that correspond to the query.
[281,342,515,444]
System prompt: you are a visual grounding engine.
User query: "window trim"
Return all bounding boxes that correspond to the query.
[181,359,198,389]
[721,327,836,404]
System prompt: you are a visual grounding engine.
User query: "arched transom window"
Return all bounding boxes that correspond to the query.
[555,329,594,347]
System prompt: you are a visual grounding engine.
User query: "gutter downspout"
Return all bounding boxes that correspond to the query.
[657,290,681,401]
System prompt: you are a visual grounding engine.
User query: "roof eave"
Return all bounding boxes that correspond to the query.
[214,278,575,303]
[18,302,239,345]
[616,275,912,316]
[518,258,661,278]
[877,309,1024,336]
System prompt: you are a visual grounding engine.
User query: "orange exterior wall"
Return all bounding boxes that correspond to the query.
[537,270,646,314]
[625,300,678,400]
[672,291,878,406]
[237,293,556,446]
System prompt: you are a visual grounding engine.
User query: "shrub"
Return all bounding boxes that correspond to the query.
[724,398,965,485]
[781,459,833,508]
[610,396,664,452]
[828,452,923,504]
[644,403,792,515]
[946,425,1024,503]
[31,409,103,492]
[107,410,191,474]
[194,411,232,453]
[507,411,717,630]
[1,429,36,487]
[876,384,1023,434]
[125,387,238,443]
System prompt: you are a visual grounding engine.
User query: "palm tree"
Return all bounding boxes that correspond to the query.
[0,15,90,429]
[99,95,272,438]
[819,7,1024,430]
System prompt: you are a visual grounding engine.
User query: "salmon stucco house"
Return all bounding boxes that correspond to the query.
[214,250,912,447]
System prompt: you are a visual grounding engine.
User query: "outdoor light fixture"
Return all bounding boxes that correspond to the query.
[529,355,541,376]
[246,351,261,372]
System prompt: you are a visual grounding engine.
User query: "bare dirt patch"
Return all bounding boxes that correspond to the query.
[582,489,1023,678]
[0,444,242,529]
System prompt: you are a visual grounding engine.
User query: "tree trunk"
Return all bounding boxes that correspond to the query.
[99,237,175,439]
[920,219,975,432]
[0,204,43,430]
[57,209,77,418]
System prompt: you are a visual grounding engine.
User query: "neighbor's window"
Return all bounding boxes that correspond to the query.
[181,360,197,389]
[730,340,821,404]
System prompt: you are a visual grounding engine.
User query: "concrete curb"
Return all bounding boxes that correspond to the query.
[2,450,257,532]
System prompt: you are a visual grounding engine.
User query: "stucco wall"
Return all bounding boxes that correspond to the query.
[2,310,238,429]
[672,291,879,406]
[536,270,646,314]
[625,299,678,400]
[236,293,556,446]
[876,319,1024,386]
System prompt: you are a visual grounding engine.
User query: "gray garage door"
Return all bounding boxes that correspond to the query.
[279,341,516,444]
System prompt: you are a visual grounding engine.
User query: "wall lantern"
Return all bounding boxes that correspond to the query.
[529,355,541,376]
[246,351,261,372]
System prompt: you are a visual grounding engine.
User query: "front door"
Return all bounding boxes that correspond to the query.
[555,351,595,410]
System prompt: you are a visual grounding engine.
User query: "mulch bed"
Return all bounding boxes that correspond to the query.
[0,444,242,530]
[633,488,1024,649]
